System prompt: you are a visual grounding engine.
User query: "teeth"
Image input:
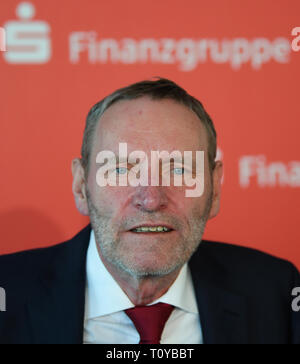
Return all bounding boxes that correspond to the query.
[132,226,172,233]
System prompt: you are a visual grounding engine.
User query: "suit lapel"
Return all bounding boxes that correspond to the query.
[189,242,249,344]
[27,225,91,344]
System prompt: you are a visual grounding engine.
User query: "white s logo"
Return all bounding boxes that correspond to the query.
[3,2,51,64]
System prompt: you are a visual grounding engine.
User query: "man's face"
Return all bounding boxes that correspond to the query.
[75,97,222,278]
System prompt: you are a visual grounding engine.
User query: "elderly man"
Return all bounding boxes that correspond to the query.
[0,78,299,344]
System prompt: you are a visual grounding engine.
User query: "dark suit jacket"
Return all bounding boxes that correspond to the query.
[0,224,299,344]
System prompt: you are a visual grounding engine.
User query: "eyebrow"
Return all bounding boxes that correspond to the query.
[98,154,198,166]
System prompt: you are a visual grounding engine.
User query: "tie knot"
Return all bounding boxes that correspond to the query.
[125,303,174,344]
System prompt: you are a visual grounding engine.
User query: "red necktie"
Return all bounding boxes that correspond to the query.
[125,303,174,344]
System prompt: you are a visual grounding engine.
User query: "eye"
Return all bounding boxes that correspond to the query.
[172,167,185,175]
[115,167,128,175]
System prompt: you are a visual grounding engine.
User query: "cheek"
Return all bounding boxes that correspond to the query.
[90,183,129,216]
[180,189,212,227]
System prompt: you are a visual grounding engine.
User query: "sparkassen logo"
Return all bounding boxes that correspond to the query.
[2,1,51,64]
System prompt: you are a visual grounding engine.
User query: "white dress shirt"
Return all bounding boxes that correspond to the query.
[83,230,203,344]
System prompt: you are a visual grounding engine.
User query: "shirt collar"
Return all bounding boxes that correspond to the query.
[85,229,198,319]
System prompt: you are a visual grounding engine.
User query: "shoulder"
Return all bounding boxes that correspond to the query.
[0,240,69,282]
[0,225,91,313]
[197,239,299,289]
[0,242,71,311]
[200,239,293,268]
[0,224,91,280]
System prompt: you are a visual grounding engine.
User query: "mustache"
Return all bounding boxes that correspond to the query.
[86,184,213,232]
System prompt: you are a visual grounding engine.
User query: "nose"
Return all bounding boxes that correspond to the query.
[132,186,168,212]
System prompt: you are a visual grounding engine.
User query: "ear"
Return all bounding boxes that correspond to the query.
[208,160,223,220]
[71,158,89,216]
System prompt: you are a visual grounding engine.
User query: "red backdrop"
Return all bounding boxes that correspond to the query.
[0,0,299,269]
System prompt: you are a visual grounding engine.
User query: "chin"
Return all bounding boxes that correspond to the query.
[123,258,179,277]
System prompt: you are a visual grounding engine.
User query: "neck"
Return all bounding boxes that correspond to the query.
[96,243,181,306]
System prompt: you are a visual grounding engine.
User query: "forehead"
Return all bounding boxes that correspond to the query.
[94,97,208,153]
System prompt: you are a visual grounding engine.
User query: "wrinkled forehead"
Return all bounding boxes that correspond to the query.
[93,97,209,156]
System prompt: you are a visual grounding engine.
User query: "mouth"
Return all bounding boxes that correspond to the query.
[128,230,175,234]
[128,226,175,234]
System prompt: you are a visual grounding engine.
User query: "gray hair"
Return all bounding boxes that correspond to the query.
[81,77,217,178]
